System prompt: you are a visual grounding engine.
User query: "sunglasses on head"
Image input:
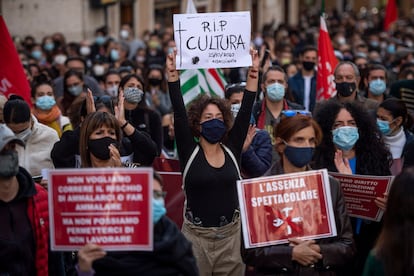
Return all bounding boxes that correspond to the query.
[281,110,312,118]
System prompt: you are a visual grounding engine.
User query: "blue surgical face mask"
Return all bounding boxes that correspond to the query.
[332,126,359,151]
[110,49,119,61]
[387,44,396,54]
[43,42,54,52]
[200,118,226,144]
[31,50,43,60]
[95,36,106,46]
[36,95,56,110]
[377,119,393,136]
[283,142,314,168]
[266,82,285,102]
[152,197,166,224]
[67,85,83,96]
[369,79,386,95]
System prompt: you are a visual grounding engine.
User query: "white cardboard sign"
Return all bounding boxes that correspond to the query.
[173,11,251,69]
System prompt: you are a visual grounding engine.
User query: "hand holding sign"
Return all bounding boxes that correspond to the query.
[173,11,251,69]
[166,48,179,82]
[291,239,323,266]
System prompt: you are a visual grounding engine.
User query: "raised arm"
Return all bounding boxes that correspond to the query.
[166,48,197,167]
[228,49,259,155]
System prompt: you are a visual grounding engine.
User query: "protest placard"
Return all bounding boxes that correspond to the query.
[173,11,251,69]
[48,168,153,251]
[153,157,184,228]
[329,172,394,221]
[237,169,337,249]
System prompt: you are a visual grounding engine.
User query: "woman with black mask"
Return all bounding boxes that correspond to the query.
[166,47,259,275]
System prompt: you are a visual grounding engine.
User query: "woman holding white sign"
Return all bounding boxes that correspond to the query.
[243,114,355,275]
[166,47,259,275]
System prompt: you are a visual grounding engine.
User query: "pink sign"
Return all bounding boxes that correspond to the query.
[238,169,337,249]
[329,172,394,221]
[48,168,153,251]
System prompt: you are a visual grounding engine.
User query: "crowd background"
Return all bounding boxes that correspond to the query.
[1,3,414,275]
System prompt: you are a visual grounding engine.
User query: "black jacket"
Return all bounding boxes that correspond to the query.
[93,216,199,276]
[51,126,157,168]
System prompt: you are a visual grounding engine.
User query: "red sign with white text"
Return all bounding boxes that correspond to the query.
[48,168,153,251]
[329,172,394,221]
[238,169,337,249]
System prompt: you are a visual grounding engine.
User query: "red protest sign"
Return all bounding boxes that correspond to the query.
[329,172,394,221]
[238,169,336,249]
[153,157,185,228]
[48,168,153,251]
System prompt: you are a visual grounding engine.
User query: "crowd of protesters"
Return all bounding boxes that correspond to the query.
[2,5,414,275]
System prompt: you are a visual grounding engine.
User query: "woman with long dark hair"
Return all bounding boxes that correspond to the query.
[376,98,414,175]
[119,74,163,155]
[362,167,414,276]
[313,100,392,275]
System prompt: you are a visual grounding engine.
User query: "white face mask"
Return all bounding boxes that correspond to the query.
[93,65,105,76]
[120,30,129,39]
[80,46,91,56]
[54,54,67,65]
[230,103,241,118]
[106,85,118,97]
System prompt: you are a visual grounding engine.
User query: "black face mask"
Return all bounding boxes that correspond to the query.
[0,150,19,178]
[148,78,162,86]
[302,61,315,71]
[87,137,118,160]
[336,82,356,97]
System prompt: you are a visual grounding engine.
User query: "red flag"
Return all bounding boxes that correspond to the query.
[0,16,31,105]
[384,0,398,31]
[317,16,338,101]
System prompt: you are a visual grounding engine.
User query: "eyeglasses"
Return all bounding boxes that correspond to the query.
[153,190,167,199]
[281,110,312,117]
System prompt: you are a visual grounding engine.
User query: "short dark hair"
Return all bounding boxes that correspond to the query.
[4,98,31,124]
[65,56,87,73]
[225,82,246,99]
[262,65,287,83]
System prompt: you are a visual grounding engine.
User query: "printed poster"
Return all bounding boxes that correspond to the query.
[329,172,394,221]
[48,168,153,251]
[173,11,251,69]
[238,169,337,249]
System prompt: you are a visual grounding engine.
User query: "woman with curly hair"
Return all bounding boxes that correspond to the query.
[166,47,259,275]
[312,100,392,275]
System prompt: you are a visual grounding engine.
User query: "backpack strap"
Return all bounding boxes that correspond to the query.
[182,145,200,189]
[222,144,242,180]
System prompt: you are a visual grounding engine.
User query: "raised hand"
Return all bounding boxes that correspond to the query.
[166,47,179,82]
[86,88,96,114]
[334,149,352,174]
[246,48,259,92]
[242,124,257,153]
